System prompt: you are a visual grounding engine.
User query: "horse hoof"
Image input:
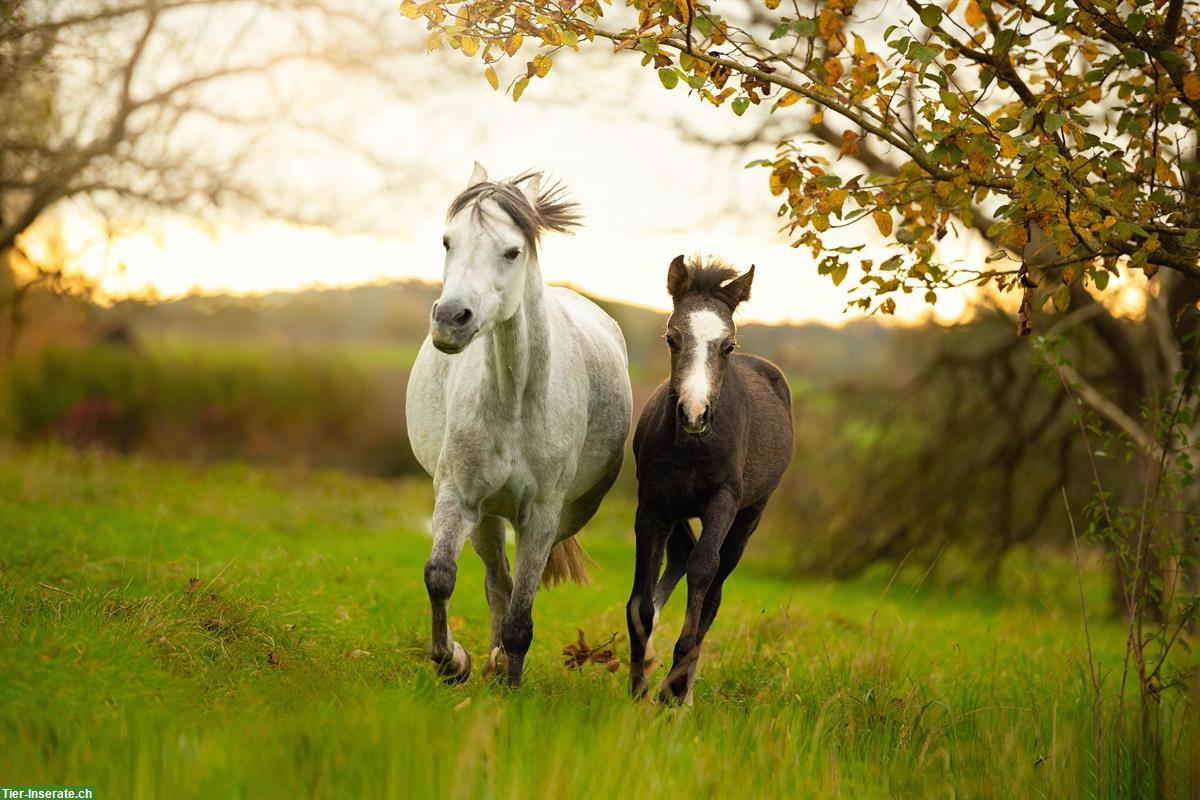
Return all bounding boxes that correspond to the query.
[483,647,507,681]
[629,666,650,700]
[656,679,693,707]
[435,642,472,684]
[505,655,525,688]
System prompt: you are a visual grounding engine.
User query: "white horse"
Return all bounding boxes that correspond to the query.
[406,163,633,686]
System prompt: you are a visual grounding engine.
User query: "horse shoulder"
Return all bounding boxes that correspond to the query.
[547,287,628,364]
[633,381,670,457]
[406,337,453,476]
[732,353,792,412]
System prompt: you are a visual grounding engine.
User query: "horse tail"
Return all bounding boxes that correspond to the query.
[541,536,591,586]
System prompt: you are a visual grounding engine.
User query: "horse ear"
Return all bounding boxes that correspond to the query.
[468,161,489,187]
[666,255,689,299]
[519,172,542,205]
[719,265,754,307]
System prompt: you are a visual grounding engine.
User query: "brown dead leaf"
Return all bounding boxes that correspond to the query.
[562,630,621,672]
[267,651,281,667]
[186,577,201,594]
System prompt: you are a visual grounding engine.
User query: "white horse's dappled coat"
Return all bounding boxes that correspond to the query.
[406,163,632,686]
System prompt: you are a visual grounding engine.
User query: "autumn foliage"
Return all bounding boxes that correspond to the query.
[403,0,1200,326]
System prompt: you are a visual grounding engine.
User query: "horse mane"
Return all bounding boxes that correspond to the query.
[678,256,739,296]
[669,255,752,310]
[445,171,582,252]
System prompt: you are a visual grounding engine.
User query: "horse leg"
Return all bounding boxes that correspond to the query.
[425,490,475,683]
[642,520,694,675]
[661,490,738,704]
[677,505,764,699]
[697,506,763,640]
[470,515,512,679]
[626,504,670,699]
[502,505,560,687]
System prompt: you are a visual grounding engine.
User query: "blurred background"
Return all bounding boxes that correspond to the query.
[0,0,1162,596]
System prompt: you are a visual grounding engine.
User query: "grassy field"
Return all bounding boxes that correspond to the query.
[0,446,1193,798]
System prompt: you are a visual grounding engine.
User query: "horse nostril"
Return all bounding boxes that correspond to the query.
[455,307,473,325]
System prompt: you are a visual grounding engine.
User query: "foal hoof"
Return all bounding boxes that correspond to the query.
[482,647,507,681]
[434,642,472,684]
[656,685,694,708]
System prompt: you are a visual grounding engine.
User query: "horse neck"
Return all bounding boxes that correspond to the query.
[481,260,551,415]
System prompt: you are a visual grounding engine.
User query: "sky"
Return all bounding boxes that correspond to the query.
[39,2,1031,326]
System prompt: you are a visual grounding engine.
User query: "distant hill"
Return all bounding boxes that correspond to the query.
[107,279,906,384]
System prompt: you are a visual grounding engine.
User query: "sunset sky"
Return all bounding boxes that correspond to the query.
[37,2,1144,326]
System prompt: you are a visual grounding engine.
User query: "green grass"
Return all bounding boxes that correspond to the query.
[0,446,1193,798]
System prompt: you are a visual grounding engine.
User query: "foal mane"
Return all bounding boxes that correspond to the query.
[668,255,751,310]
[446,171,582,253]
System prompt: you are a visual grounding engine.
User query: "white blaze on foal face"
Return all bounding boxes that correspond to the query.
[676,307,730,429]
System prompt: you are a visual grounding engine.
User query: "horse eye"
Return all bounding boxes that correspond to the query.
[722,341,736,355]
[665,333,679,351]
[503,247,521,261]
[442,236,449,250]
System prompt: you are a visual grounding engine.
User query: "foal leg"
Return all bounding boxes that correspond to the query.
[661,490,738,704]
[697,505,764,637]
[470,515,512,679]
[688,505,765,694]
[626,504,670,699]
[425,491,476,683]
[502,506,560,688]
[643,520,694,671]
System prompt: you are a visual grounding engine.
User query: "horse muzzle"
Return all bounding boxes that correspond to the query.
[430,299,479,354]
[677,400,711,436]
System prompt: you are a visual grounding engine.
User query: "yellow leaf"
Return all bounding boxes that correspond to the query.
[778,90,802,107]
[765,0,781,8]
[1081,41,1098,62]
[823,57,844,84]
[839,129,860,158]
[810,110,824,125]
[425,32,441,52]
[505,34,524,56]
[399,0,422,19]
[999,133,1018,158]
[460,35,479,57]
[769,171,785,196]
[853,33,866,58]
[532,53,552,78]
[818,6,844,40]
[484,66,499,90]
[873,210,893,237]
[1184,72,1200,101]
[964,0,985,28]
[512,75,529,101]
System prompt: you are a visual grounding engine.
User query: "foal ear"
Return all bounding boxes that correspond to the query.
[468,161,489,187]
[666,254,689,299]
[718,264,755,308]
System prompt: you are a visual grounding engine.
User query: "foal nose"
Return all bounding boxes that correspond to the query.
[677,399,710,434]
[432,300,474,329]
